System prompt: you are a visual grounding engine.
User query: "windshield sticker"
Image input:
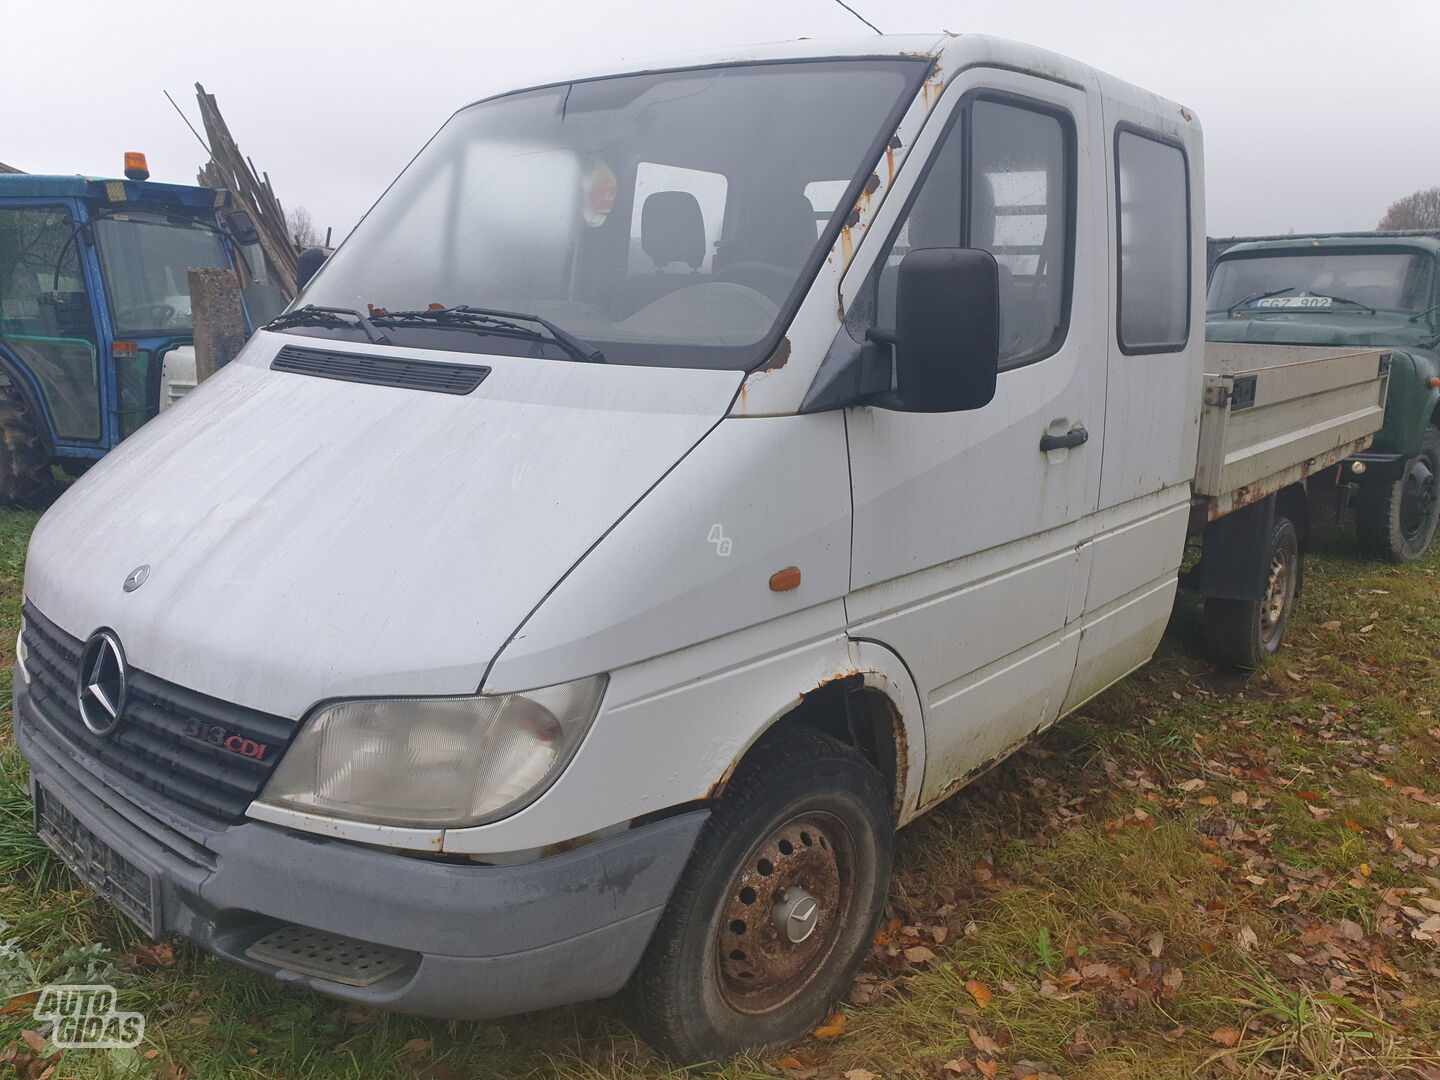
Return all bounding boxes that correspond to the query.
[1254,295,1332,309]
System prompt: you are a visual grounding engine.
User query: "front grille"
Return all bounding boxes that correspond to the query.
[271,345,490,395]
[21,604,300,823]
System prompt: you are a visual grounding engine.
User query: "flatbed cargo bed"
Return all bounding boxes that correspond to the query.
[1194,343,1389,520]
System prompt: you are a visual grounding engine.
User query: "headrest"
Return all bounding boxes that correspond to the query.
[642,191,706,269]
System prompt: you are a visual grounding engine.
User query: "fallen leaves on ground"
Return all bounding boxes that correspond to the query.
[812,1012,847,1040]
[0,1039,64,1080]
[964,979,992,1008]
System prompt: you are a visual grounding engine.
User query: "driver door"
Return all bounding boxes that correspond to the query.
[842,71,1106,805]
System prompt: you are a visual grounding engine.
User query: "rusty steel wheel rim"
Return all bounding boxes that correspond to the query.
[715,810,856,1014]
[1260,542,1293,645]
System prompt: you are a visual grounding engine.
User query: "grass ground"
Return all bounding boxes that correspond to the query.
[1,513,1439,1079]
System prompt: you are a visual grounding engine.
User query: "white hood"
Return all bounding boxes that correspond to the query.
[25,334,741,718]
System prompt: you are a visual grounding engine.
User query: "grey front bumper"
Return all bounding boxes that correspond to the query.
[15,676,707,1020]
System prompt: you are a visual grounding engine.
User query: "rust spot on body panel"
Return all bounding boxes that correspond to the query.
[884,136,901,182]
[757,338,790,373]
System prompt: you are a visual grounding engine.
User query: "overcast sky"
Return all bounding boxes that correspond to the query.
[4,0,1437,242]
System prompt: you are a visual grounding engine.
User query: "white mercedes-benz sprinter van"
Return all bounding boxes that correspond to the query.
[17,34,1209,1060]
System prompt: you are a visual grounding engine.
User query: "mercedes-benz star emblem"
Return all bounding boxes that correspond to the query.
[77,631,128,736]
[123,565,149,593]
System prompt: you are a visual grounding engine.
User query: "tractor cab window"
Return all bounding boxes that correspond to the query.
[0,205,101,440]
[93,215,231,336]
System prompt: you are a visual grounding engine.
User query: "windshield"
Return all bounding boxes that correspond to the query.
[94,215,231,336]
[300,59,925,369]
[1209,251,1433,314]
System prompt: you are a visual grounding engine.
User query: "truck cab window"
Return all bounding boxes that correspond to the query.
[301,59,925,370]
[92,215,232,336]
[1116,129,1190,352]
[0,206,101,440]
[1209,251,1433,314]
[853,94,1074,370]
[969,100,1072,365]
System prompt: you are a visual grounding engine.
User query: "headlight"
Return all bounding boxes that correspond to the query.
[257,675,607,828]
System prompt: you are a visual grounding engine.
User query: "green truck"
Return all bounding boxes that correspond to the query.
[1207,234,1440,560]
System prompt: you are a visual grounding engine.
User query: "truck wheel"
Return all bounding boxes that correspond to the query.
[0,391,57,510]
[1355,425,1440,562]
[627,729,893,1063]
[1203,514,1300,669]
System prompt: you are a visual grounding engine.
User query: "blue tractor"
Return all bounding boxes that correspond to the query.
[0,156,285,506]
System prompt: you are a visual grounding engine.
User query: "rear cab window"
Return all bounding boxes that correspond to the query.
[1115,127,1190,353]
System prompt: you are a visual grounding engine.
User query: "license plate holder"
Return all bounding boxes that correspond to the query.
[34,784,160,938]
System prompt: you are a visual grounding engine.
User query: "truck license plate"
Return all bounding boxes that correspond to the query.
[1254,295,1332,309]
[34,784,159,937]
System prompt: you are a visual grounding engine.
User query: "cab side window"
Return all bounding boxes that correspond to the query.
[853,93,1075,370]
[1116,129,1190,353]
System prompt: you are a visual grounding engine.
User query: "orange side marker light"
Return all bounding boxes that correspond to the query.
[769,567,802,592]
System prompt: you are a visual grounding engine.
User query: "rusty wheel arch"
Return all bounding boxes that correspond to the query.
[708,676,905,822]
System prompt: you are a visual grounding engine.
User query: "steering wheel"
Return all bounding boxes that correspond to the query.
[117,303,178,328]
[712,262,795,305]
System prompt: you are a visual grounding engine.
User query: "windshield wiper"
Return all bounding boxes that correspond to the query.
[1222,286,1297,314]
[369,305,605,364]
[1409,304,1440,324]
[263,305,391,345]
[1303,290,1376,315]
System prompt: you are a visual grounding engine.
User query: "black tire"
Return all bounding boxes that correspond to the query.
[1355,425,1440,562]
[0,390,57,510]
[1203,514,1301,668]
[627,729,893,1063]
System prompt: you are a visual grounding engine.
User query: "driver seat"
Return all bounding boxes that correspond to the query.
[620,191,707,316]
[712,193,818,304]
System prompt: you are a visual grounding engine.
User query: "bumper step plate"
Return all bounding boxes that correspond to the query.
[246,924,409,987]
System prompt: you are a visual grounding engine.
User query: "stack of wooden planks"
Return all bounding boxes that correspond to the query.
[193,83,298,298]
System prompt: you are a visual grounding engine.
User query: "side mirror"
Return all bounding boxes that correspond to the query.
[883,247,1000,413]
[296,246,329,290]
[224,210,260,247]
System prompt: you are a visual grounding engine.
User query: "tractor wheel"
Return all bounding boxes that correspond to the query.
[0,391,58,510]
[1355,425,1440,563]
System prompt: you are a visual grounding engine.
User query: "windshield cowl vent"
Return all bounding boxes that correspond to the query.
[270,345,490,395]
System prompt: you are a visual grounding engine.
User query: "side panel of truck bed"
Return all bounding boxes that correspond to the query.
[1194,343,1388,507]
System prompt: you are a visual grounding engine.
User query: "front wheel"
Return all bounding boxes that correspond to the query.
[1355,425,1440,562]
[1203,514,1300,669]
[627,729,893,1063]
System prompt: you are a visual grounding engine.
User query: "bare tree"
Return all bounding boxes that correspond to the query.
[1377,187,1440,230]
[286,205,321,251]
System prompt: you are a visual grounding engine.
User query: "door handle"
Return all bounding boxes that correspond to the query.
[1040,425,1089,452]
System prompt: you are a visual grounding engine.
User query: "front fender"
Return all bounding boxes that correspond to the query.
[1377,347,1440,455]
[440,615,927,854]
